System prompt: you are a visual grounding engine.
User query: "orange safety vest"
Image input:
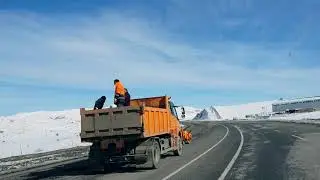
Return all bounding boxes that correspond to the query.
[114,81,125,96]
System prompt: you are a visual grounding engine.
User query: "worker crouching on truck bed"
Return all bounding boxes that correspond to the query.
[114,79,126,107]
[94,96,106,110]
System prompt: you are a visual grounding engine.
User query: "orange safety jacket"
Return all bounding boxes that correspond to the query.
[114,81,125,96]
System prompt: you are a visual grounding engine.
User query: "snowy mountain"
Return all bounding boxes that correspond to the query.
[193,106,222,120]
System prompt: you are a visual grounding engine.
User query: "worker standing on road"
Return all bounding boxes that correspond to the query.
[124,88,131,106]
[114,79,126,107]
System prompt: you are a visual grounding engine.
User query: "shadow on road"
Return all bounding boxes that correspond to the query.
[22,159,154,179]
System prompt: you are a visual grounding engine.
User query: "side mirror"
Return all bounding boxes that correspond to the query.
[181,107,186,119]
[181,107,185,114]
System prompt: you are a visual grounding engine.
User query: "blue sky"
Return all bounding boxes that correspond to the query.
[0,0,319,115]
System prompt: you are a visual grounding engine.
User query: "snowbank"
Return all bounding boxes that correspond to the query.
[270,111,320,121]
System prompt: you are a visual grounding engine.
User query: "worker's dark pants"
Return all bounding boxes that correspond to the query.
[115,96,125,107]
[117,102,125,107]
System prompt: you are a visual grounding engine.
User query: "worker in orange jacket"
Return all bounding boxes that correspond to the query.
[114,79,126,107]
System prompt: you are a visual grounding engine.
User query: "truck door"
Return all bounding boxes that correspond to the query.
[169,101,179,121]
[169,101,183,140]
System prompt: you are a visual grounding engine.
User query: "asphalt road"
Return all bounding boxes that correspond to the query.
[3,121,320,180]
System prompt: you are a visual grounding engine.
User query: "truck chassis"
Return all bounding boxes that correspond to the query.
[87,135,183,171]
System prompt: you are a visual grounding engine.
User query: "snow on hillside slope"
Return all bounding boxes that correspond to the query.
[215,100,276,120]
[0,109,91,159]
[0,106,200,159]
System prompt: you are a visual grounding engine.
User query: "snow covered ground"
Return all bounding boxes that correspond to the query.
[0,109,91,159]
[268,111,320,125]
[270,111,320,121]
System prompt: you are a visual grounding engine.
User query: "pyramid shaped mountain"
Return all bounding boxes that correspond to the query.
[193,106,222,120]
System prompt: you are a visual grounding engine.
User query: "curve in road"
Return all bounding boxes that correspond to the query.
[162,124,230,180]
[3,121,320,180]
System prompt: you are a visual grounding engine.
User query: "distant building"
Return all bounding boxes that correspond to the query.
[272,96,320,113]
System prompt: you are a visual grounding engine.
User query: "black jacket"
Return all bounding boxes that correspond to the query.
[94,96,106,109]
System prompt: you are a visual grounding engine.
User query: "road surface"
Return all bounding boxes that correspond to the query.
[2,121,320,180]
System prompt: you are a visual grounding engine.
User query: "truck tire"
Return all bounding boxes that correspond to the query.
[173,137,183,156]
[146,140,161,169]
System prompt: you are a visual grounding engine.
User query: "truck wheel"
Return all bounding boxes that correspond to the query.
[152,141,161,168]
[146,140,161,169]
[173,137,183,156]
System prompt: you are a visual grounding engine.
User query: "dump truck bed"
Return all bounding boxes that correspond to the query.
[80,96,179,142]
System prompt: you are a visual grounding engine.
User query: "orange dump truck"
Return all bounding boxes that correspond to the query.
[80,95,186,171]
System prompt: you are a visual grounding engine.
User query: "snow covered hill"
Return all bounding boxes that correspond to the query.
[0,106,200,159]
[215,100,276,120]
[0,109,92,159]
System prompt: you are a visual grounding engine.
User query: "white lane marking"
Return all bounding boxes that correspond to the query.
[291,134,306,141]
[161,125,229,180]
[218,125,244,180]
[274,130,280,132]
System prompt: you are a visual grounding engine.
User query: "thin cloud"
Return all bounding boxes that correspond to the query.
[0,9,319,97]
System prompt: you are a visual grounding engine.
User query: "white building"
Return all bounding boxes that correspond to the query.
[272,96,320,113]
